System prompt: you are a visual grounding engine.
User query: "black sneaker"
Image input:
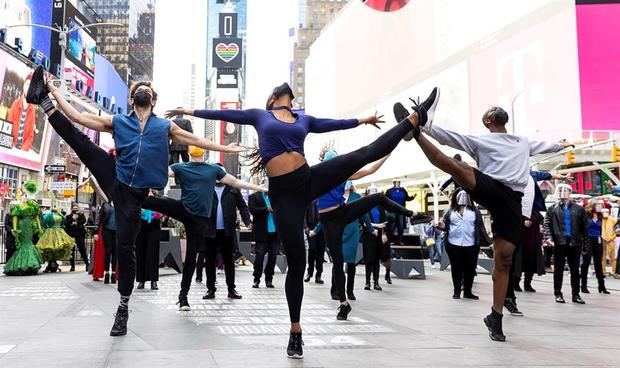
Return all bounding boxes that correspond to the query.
[203,289,216,299]
[109,307,129,337]
[137,282,145,290]
[555,294,566,304]
[111,273,116,284]
[151,281,158,290]
[25,65,49,104]
[195,278,203,284]
[337,303,352,321]
[416,87,439,130]
[286,332,304,359]
[524,284,536,293]
[252,280,260,288]
[374,283,382,291]
[514,283,523,292]
[463,292,479,300]
[315,277,324,284]
[304,274,312,282]
[364,283,371,291]
[452,292,461,299]
[503,298,524,316]
[385,276,392,285]
[572,295,586,304]
[177,296,191,311]
[104,273,110,284]
[266,281,275,288]
[393,102,415,141]
[347,291,356,301]
[483,308,506,342]
[581,286,590,294]
[228,289,242,299]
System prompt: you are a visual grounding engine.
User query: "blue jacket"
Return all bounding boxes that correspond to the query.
[113,112,171,189]
[531,170,552,213]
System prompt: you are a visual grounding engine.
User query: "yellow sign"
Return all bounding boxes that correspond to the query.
[63,189,76,197]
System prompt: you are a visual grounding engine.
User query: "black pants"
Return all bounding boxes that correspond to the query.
[445,243,479,294]
[102,228,117,273]
[320,194,411,302]
[205,230,236,291]
[393,213,407,244]
[268,117,413,323]
[196,251,207,281]
[581,236,605,289]
[253,233,279,282]
[544,246,553,268]
[365,262,380,284]
[69,234,89,268]
[48,111,148,297]
[143,195,209,296]
[553,240,581,297]
[135,219,161,283]
[307,231,325,278]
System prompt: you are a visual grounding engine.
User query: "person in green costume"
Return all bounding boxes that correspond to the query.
[38,208,75,273]
[3,200,43,276]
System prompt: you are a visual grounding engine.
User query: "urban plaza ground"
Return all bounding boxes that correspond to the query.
[0,262,619,367]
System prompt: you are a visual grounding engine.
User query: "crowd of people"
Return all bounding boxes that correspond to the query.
[3,65,619,359]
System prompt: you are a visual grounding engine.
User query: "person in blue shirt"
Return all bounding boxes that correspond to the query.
[26,66,245,337]
[249,178,280,289]
[543,184,588,304]
[581,199,609,294]
[385,178,416,245]
[314,149,412,321]
[142,146,266,311]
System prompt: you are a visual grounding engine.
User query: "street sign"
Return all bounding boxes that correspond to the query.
[44,164,66,173]
[49,181,76,191]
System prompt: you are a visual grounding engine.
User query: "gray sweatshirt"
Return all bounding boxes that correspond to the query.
[427,126,564,193]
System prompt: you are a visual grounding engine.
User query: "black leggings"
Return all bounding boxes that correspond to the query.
[269,118,412,323]
[445,243,479,294]
[581,236,605,289]
[320,194,411,302]
[142,195,209,296]
[48,111,148,297]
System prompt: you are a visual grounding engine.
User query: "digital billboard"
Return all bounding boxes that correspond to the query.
[94,54,128,114]
[64,2,97,76]
[0,48,50,170]
[0,0,53,58]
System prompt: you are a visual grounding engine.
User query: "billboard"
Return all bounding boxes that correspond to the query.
[212,37,243,69]
[216,70,238,88]
[0,0,53,58]
[63,58,94,97]
[576,1,620,131]
[0,48,50,170]
[94,54,128,114]
[65,2,97,76]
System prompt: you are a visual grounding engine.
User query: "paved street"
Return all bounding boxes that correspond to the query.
[0,262,619,367]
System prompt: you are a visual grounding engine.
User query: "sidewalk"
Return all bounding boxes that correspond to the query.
[0,262,619,367]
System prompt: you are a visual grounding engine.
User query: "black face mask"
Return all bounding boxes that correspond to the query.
[72,210,79,214]
[133,90,152,107]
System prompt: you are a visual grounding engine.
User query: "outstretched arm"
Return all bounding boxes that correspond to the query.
[47,81,113,132]
[529,140,571,156]
[426,126,479,159]
[308,112,384,134]
[165,107,261,125]
[220,174,267,193]
[350,155,389,180]
[169,123,246,153]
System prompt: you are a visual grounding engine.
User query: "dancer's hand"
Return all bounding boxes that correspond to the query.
[559,140,574,149]
[308,230,316,238]
[93,234,99,241]
[225,143,248,153]
[381,234,388,244]
[164,108,192,119]
[359,111,385,130]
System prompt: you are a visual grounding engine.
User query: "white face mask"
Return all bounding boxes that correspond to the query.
[556,185,572,200]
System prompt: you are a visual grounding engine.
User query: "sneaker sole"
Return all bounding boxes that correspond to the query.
[26,65,45,104]
[180,306,191,311]
[483,317,506,342]
[422,87,440,132]
[110,330,127,337]
[287,354,304,359]
[393,102,414,141]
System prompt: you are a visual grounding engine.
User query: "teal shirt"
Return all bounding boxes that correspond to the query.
[171,162,226,219]
[261,193,276,233]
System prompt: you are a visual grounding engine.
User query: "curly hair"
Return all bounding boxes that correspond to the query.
[129,81,158,101]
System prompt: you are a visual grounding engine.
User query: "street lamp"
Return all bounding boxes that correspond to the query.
[4,22,123,94]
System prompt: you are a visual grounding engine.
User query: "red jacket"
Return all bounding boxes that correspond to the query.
[8,97,36,151]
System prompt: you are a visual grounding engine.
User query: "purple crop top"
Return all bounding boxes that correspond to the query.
[193,108,359,165]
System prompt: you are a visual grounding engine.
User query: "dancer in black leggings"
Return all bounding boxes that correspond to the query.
[166,82,439,359]
[26,66,244,337]
[314,149,412,320]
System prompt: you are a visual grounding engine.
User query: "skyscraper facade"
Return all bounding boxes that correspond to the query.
[88,0,156,84]
[292,0,347,108]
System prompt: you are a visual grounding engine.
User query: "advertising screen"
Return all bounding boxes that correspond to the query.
[0,48,50,170]
[94,54,128,114]
[576,2,620,131]
[0,0,53,58]
[63,59,94,97]
[64,1,97,76]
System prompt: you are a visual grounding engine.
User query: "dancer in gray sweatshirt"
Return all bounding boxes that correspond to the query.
[394,94,571,342]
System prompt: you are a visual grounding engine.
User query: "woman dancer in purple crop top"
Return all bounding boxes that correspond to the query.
[166,82,439,359]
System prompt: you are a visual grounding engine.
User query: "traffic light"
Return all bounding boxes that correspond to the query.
[612,145,620,162]
[566,151,575,165]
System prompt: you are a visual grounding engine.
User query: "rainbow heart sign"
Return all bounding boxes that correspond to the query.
[216,43,239,63]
